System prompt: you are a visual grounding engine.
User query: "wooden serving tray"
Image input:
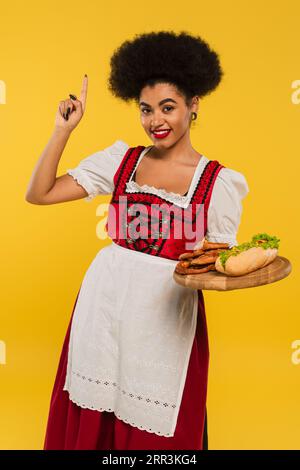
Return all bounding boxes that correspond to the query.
[173,256,292,291]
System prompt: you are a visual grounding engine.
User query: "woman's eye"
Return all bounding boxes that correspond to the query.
[141,106,173,114]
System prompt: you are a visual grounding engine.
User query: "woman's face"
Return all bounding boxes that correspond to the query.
[139,82,198,148]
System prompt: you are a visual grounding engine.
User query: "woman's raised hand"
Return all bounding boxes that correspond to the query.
[54,75,88,132]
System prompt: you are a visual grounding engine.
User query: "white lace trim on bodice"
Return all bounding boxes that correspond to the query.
[125,149,209,208]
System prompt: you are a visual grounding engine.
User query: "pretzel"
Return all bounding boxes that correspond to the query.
[189,249,225,265]
[175,263,216,275]
[178,239,229,261]
[190,255,219,265]
[178,249,205,260]
[202,240,229,251]
[178,260,191,268]
[176,238,230,275]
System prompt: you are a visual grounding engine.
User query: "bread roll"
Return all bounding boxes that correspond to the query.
[215,247,278,276]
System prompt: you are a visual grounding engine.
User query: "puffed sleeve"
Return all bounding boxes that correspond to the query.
[205,167,250,248]
[66,139,129,201]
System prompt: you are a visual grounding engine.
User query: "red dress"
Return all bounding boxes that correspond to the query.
[43,145,224,450]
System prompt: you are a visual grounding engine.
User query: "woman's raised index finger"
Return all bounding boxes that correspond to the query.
[80,75,88,110]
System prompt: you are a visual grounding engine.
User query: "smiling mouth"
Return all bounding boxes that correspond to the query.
[151,129,171,139]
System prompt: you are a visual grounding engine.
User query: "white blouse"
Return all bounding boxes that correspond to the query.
[66,140,250,248]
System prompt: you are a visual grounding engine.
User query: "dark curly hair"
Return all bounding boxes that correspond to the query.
[107,30,224,106]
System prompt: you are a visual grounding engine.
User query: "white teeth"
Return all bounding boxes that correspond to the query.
[154,130,170,134]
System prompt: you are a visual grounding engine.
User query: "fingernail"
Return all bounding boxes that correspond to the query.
[66,106,71,116]
[69,94,77,100]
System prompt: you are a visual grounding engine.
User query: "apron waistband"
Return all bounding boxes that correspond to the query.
[110,241,178,266]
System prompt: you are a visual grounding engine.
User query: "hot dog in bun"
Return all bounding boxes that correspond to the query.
[215,233,280,276]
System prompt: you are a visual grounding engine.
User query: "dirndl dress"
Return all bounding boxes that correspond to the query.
[43,141,249,450]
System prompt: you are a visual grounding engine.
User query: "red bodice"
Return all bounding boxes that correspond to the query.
[105,145,225,261]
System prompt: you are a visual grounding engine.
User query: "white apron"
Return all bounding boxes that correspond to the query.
[63,241,198,437]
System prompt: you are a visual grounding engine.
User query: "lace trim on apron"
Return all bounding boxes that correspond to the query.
[63,242,199,437]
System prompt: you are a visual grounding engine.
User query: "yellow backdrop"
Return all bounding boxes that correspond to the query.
[0,0,299,450]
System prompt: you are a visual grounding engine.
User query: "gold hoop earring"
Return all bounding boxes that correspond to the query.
[191,112,197,121]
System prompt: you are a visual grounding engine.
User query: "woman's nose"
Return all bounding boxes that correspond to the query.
[151,117,165,127]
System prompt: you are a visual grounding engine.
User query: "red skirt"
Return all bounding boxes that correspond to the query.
[43,288,209,450]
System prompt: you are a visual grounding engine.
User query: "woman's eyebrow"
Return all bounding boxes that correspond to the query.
[139,98,177,107]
